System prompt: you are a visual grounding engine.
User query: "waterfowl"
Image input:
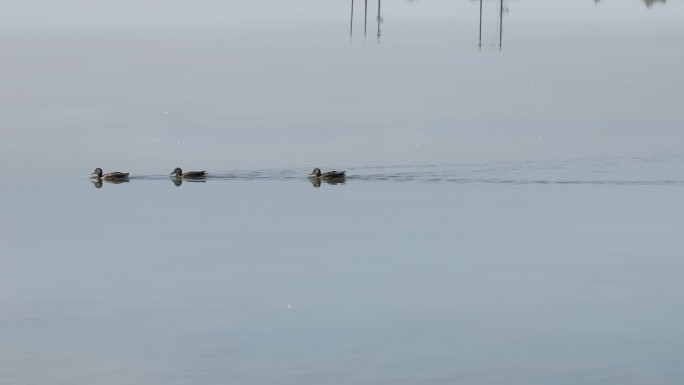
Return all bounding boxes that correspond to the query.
[91,168,129,181]
[309,168,346,180]
[171,167,208,179]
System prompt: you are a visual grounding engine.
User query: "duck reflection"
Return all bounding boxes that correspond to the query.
[91,178,129,189]
[310,178,346,188]
[171,179,207,187]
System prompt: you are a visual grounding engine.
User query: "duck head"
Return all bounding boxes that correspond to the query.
[309,168,322,177]
[170,167,183,177]
[91,168,103,178]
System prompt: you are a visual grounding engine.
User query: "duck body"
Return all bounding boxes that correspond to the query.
[309,168,346,180]
[171,167,208,179]
[91,168,130,181]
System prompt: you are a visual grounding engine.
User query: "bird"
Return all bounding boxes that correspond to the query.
[170,167,208,179]
[308,168,346,180]
[91,168,130,181]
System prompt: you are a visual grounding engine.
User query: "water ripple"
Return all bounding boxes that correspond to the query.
[113,154,684,187]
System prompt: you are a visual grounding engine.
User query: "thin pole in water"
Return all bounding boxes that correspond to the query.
[377,0,381,38]
[364,0,368,37]
[499,0,503,48]
[479,0,483,48]
[350,0,354,38]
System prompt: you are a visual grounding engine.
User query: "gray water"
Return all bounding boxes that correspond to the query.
[2,0,684,384]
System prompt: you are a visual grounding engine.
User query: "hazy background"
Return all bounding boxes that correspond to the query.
[1,1,683,384]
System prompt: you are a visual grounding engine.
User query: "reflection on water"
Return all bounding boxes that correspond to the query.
[2,1,683,383]
[349,0,382,39]
[84,154,684,188]
[350,0,669,48]
[171,179,206,187]
[593,0,666,7]
[91,178,129,189]
[478,0,507,49]
[377,0,383,38]
[309,177,346,188]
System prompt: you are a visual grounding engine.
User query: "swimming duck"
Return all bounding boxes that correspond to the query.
[171,167,208,179]
[309,168,346,180]
[91,168,130,181]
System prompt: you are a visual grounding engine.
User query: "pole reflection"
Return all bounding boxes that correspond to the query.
[349,0,382,41]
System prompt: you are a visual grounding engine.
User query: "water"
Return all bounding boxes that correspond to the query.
[2,1,684,384]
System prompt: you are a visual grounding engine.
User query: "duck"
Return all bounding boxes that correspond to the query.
[91,168,130,181]
[171,167,208,179]
[309,168,346,180]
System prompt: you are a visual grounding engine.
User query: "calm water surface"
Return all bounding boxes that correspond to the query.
[1,0,683,384]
